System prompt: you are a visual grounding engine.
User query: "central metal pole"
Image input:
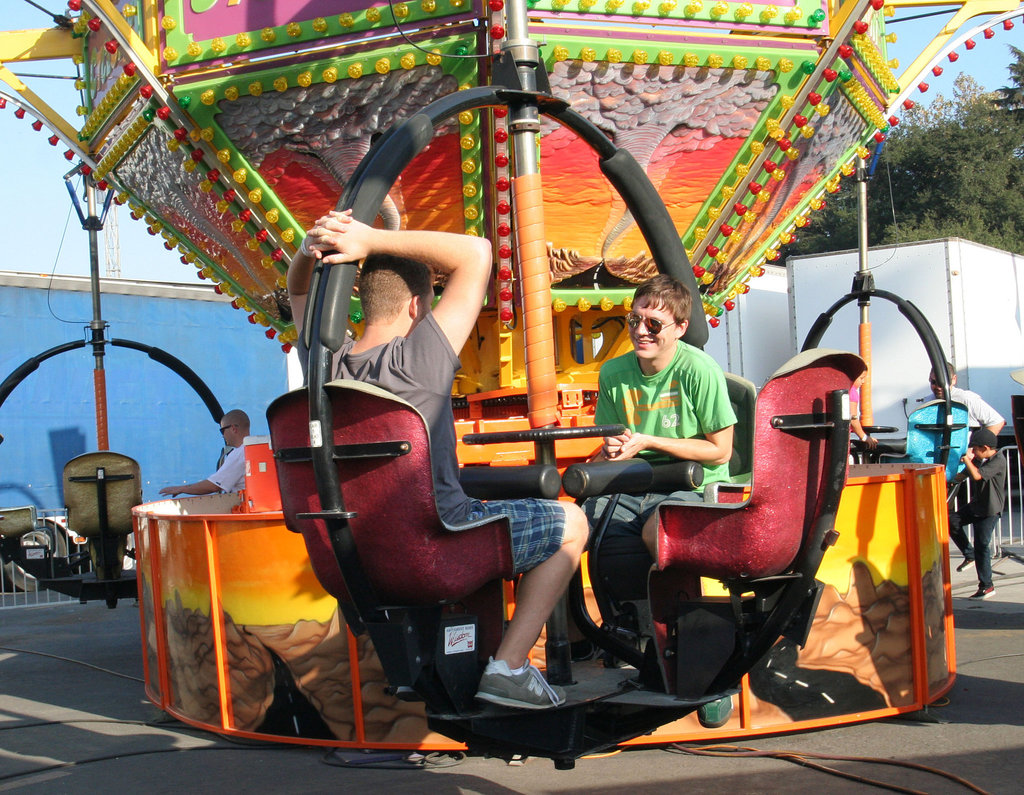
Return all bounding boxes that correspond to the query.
[500,0,572,685]
[82,175,109,450]
[855,157,873,426]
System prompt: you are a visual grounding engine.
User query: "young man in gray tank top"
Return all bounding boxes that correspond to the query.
[290,211,588,709]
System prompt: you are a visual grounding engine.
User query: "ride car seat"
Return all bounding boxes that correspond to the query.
[649,349,863,696]
[63,451,141,580]
[878,399,969,482]
[267,380,516,665]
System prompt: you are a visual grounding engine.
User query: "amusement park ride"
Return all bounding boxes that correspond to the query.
[2,0,1024,769]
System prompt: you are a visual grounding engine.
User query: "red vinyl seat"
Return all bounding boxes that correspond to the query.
[653,350,864,580]
[268,380,515,608]
[646,350,863,696]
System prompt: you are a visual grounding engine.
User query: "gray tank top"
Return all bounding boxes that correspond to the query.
[334,313,473,523]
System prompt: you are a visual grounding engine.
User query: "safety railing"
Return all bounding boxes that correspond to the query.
[1,509,82,609]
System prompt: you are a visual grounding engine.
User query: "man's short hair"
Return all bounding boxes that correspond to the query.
[221,409,249,430]
[930,361,956,382]
[633,274,692,325]
[358,254,434,323]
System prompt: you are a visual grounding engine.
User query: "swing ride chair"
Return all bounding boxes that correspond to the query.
[58,451,142,608]
[0,453,142,607]
[263,56,863,761]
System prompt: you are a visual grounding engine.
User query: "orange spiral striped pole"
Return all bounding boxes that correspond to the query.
[512,172,559,429]
[94,367,109,451]
[858,321,873,426]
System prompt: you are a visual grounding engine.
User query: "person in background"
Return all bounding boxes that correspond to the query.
[948,427,1006,598]
[850,371,877,450]
[159,409,250,497]
[930,362,1005,435]
[291,210,588,710]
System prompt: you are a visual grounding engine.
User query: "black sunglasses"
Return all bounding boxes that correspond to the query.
[626,312,675,335]
[219,424,236,434]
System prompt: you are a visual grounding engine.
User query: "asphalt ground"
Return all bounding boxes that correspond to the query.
[1,553,1023,794]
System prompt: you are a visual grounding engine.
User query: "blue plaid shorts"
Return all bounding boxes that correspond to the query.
[464,498,566,574]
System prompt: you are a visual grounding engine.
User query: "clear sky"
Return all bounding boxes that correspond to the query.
[1,2,1021,284]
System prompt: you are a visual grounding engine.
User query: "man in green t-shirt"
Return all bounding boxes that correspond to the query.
[587,274,737,604]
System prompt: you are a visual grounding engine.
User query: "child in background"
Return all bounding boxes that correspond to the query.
[948,428,1007,599]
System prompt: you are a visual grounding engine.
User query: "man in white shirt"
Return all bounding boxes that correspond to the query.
[929,363,1005,435]
[159,409,250,496]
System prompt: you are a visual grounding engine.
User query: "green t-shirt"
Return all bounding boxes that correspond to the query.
[595,341,737,488]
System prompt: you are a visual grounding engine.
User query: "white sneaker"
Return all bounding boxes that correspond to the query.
[475,658,566,709]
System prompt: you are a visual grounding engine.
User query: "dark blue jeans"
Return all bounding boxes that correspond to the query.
[584,490,701,603]
[948,507,998,589]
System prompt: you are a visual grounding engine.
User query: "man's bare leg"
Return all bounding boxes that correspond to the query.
[492,503,588,669]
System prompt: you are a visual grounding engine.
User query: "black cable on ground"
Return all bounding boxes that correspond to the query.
[0,744,313,784]
[0,645,145,683]
[669,743,990,795]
